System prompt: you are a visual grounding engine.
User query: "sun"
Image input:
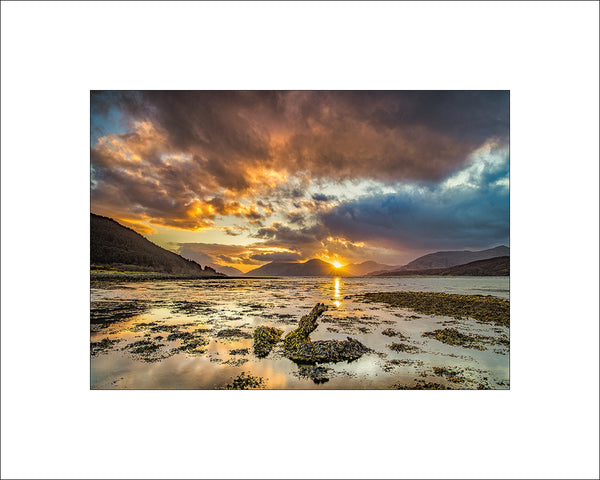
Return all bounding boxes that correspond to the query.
[332,261,343,268]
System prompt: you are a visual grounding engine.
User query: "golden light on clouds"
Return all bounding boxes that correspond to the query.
[91,91,509,270]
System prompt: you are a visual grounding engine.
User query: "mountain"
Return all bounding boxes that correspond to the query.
[343,261,399,276]
[389,246,510,272]
[176,246,244,276]
[207,264,244,276]
[372,256,509,277]
[91,213,222,276]
[245,258,340,276]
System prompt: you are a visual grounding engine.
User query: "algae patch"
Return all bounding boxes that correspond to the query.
[423,328,487,350]
[253,326,283,358]
[355,291,509,327]
[215,328,253,339]
[388,342,422,354]
[223,372,266,390]
[91,337,121,356]
[381,328,408,340]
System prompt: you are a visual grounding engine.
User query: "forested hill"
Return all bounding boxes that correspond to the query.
[90,213,222,276]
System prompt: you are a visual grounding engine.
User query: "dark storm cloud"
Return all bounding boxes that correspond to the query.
[252,222,327,246]
[92,90,508,186]
[319,152,510,251]
[91,90,508,234]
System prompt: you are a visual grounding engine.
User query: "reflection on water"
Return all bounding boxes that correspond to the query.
[333,277,342,308]
[91,276,509,389]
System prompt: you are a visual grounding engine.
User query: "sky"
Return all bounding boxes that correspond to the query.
[90,91,509,272]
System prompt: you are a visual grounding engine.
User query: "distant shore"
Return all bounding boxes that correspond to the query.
[90,270,275,281]
[90,269,510,281]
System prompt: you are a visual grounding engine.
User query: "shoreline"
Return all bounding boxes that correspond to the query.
[90,270,277,280]
[91,270,509,281]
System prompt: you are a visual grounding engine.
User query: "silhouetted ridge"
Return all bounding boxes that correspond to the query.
[90,213,222,276]
[372,256,509,277]
[245,258,340,276]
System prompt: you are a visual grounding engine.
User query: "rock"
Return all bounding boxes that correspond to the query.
[287,337,371,364]
[283,303,328,352]
[283,303,371,364]
[253,326,283,358]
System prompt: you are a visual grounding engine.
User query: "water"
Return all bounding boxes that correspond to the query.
[90,276,509,389]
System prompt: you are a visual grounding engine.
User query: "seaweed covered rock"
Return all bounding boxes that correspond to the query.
[283,303,371,364]
[283,303,328,351]
[286,337,371,364]
[253,326,283,358]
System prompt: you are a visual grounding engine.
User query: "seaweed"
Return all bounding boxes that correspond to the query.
[282,303,371,364]
[423,328,486,350]
[286,337,371,364]
[393,380,454,390]
[297,365,332,384]
[355,291,509,327]
[381,328,408,340]
[122,339,172,362]
[215,328,252,339]
[229,348,249,356]
[432,366,469,383]
[173,337,208,355]
[252,326,283,358]
[90,300,149,325]
[223,372,266,390]
[388,342,421,353]
[91,337,121,356]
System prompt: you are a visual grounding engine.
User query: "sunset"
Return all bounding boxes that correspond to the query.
[91,91,509,273]
[89,90,511,392]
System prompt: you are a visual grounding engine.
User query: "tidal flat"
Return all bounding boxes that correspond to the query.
[90,276,509,389]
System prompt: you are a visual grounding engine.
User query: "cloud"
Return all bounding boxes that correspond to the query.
[90,91,509,261]
[91,91,509,207]
[312,193,336,202]
[249,252,303,262]
[175,242,305,271]
[319,143,510,250]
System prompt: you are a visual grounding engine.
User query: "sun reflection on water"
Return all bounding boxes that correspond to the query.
[333,277,342,307]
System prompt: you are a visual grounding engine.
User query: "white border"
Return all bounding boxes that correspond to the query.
[1,2,599,479]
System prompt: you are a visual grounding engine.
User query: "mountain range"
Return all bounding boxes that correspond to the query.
[244,258,340,276]
[388,245,509,272]
[244,259,399,277]
[244,247,509,277]
[372,256,509,277]
[91,213,509,278]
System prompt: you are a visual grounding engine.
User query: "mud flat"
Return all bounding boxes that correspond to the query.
[90,278,509,389]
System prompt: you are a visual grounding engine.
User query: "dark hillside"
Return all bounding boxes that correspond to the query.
[397,246,509,271]
[245,258,340,276]
[373,256,509,277]
[91,213,221,276]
